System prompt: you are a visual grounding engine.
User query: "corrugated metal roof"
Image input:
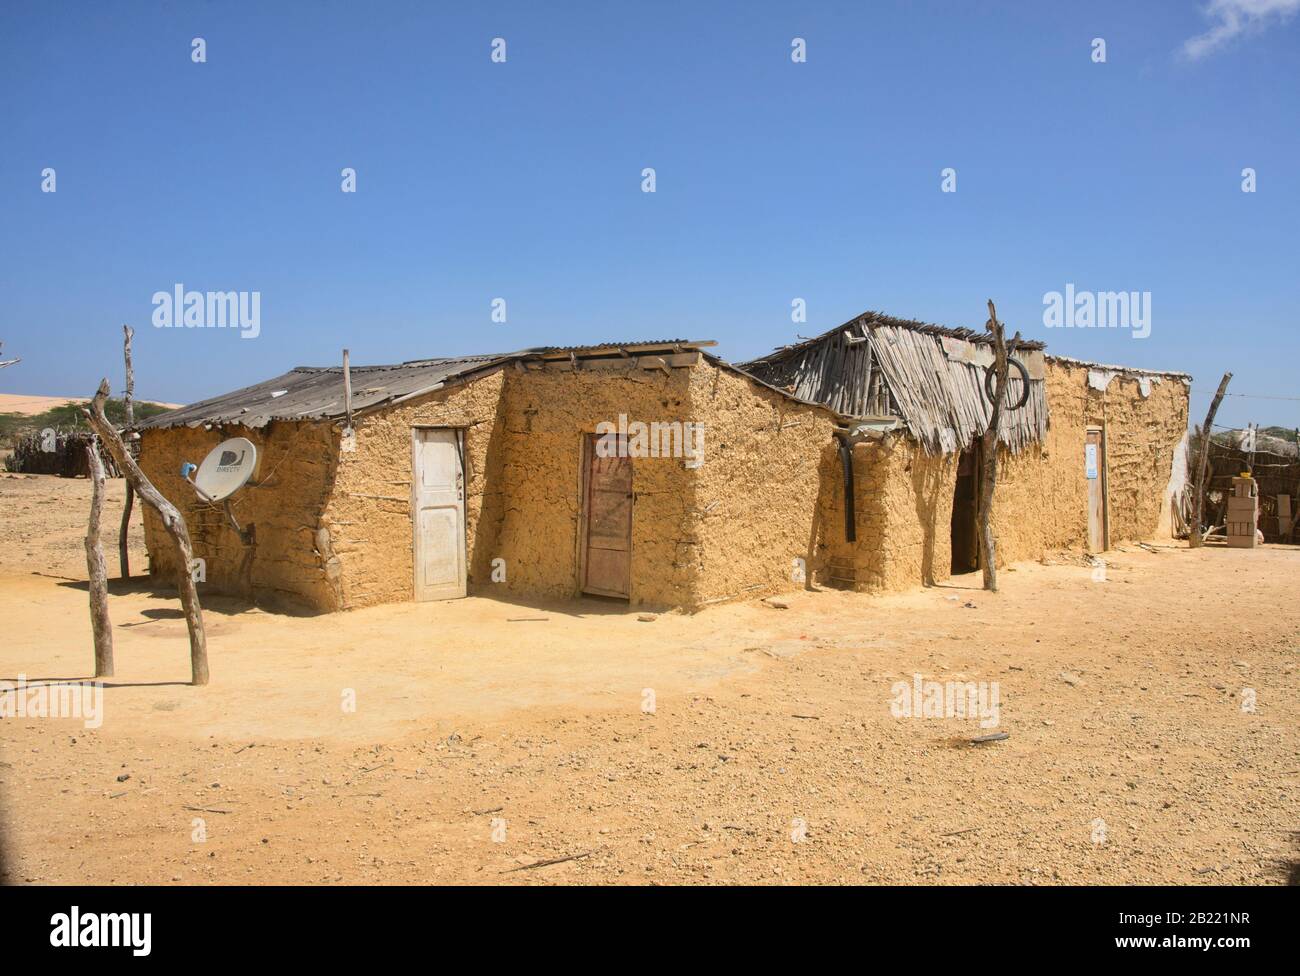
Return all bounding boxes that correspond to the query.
[138,355,510,430]
[517,339,705,354]
[138,340,722,430]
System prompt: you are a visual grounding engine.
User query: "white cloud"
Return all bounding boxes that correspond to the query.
[1183,0,1300,59]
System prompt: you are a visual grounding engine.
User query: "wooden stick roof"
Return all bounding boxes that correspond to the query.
[740,312,1049,455]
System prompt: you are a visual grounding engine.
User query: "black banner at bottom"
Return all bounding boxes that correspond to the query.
[0,883,1282,962]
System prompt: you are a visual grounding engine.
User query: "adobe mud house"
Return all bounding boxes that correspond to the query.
[137,341,846,612]
[741,313,1190,592]
[136,315,1190,613]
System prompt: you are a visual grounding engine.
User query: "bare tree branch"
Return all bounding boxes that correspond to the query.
[1189,372,1233,548]
[977,299,1021,592]
[85,439,114,677]
[84,378,208,685]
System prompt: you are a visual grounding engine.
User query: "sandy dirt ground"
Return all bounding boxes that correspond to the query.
[0,471,1296,885]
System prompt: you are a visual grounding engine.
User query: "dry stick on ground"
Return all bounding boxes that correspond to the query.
[84,378,209,685]
[119,325,135,579]
[977,299,1020,592]
[501,851,592,873]
[1189,372,1233,549]
[84,439,114,677]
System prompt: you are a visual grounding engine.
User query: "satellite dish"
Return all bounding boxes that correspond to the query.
[193,437,257,502]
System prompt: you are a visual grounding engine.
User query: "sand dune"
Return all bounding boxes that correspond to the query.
[0,392,180,415]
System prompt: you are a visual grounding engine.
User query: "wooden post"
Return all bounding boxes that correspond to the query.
[976,299,1020,593]
[343,348,353,430]
[1285,427,1300,542]
[1189,372,1233,548]
[119,325,135,580]
[84,379,209,685]
[85,439,114,677]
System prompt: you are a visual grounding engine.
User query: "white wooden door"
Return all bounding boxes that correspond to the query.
[411,428,466,601]
[1085,428,1107,553]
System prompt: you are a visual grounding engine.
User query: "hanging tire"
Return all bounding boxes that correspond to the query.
[984,356,1031,410]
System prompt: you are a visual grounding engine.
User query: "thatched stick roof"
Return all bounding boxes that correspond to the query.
[740,312,1048,455]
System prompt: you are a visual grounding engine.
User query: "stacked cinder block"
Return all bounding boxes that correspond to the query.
[1225,476,1258,549]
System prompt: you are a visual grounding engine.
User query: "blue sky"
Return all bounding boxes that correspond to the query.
[1,1,1297,429]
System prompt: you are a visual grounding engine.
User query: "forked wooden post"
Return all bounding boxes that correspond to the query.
[976,299,1020,593]
[85,379,208,685]
[1189,372,1232,549]
[84,439,114,677]
[119,325,135,579]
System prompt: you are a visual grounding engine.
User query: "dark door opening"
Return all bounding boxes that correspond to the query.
[950,445,980,574]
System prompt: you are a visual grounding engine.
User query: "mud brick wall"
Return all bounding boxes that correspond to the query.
[811,444,862,591]
[139,355,1188,614]
[1075,367,1190,547]
[812,437,958,593]
[992,361,1188,562]
[687,367,841,606]
[322,369,508,610]
[816,359,1189,593]
[496,363,697,608]
[328,361,821,610]
[869,441,960,591]
[138,421,339,611]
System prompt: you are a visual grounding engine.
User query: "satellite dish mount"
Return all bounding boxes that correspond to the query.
[182,437,258,535]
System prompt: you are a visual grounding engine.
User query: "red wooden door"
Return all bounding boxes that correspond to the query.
[583,435,632,598]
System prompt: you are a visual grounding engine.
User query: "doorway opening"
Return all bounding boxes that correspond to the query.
[950,444,980,574]
[579,433,633,599]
